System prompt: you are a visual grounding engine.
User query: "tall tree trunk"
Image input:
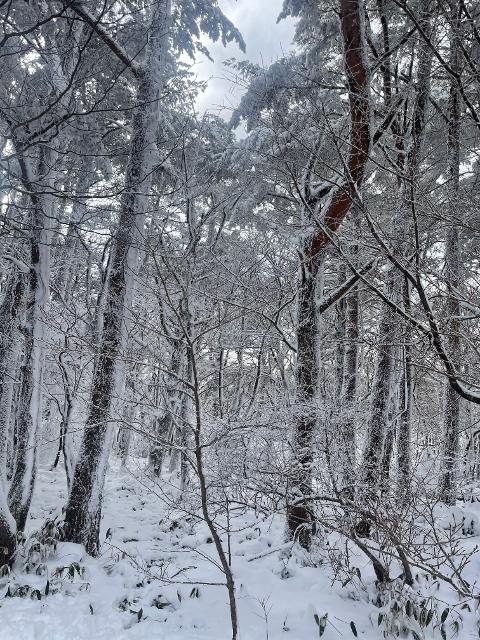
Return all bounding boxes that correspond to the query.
[288,249,322,547]
[362,5,432,494]
[397,280,413,494]
[334,264,347,401]
[0,268,26,562]
[64,1,171,554]
[0,270,25,476]
[287,0,370,547]
[362,284,398,490]
[337,221,361,497]
[8,146,52,532]
[440,6,461,505]
[54,165,90,304]
[328,209,362,497]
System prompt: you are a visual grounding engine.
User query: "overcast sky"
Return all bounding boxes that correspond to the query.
[193,0,296,117]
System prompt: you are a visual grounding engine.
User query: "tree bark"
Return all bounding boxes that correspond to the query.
[287,0,370,547]
[397,280,413,494]
[337,229,361,497]
[362,4,432,495]
[0,268,26,563]
[8,146,52,532]
[150,335,184,476]
[0,269,25,478]
[64,0,171,555]
[440,5,461,505]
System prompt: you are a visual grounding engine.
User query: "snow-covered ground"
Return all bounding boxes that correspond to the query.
[2,461,480,640]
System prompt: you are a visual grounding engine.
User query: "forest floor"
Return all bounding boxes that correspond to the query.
[1,460,480,640]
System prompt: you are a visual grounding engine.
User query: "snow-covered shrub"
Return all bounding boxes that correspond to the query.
[0,517,88,602]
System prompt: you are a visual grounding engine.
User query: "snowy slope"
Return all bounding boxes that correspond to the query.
[2,461,480,640]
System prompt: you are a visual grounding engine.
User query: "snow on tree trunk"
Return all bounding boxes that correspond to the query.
[8,146,52,532]
[150,334,184,476]
[337,238,361,497]
[0,269,25,476]
[287,0,370,548]
[288,244,323,547]
[116,376,136,467]
[64,0,171,555]
[0,268,25,561]
[328,208,362,498]
[362,5,432,495]
[175,350,193,492]
[362,274,399,491]
[0,351,18,475]
[54,165,90,304]
[397,281,413,495]
[440,9,461,505]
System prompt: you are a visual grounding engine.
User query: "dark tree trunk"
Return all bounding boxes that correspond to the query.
[335,265,347,401]
[362,286,398,490]
[288,249,322,547]
[440,5,461,505]
[64,1,171,555]
[336,210,361,498]
[0,269,25,563]
[0,270,25,476]
[287,0,370,547]
[397,280,413,494]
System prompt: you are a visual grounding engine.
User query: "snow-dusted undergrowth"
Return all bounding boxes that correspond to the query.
[2,460,480,640]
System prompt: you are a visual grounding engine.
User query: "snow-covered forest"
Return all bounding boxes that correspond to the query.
[2,0,480,638]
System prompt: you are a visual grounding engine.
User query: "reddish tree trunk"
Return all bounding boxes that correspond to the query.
[287,0,370,547]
